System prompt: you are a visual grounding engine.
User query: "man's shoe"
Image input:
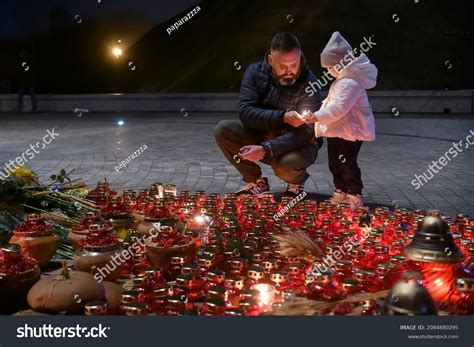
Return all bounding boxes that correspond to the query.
[235,177,270,196]
[285,183,304,197]
[343,193,363,210]
[329,189,346,205]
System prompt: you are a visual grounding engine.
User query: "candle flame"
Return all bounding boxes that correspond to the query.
[362,226,371,239]
[251,283,276,307]
[195,215,206,224]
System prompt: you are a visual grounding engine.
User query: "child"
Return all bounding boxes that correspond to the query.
[303,31,377,209]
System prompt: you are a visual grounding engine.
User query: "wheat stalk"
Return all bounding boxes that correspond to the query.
[269,290,390,316]
[272,227,325,262]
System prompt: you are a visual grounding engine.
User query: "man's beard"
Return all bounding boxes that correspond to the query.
[273,69,300,86]
[278,75,297,86]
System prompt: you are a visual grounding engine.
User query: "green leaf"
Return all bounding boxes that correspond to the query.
[57,176,64,184]
[60,169,66,176]
[50,175,57,180]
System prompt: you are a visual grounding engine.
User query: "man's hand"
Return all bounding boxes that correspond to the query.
[302,111,319,124]
[238,145,266,162]
[283,111,306,128]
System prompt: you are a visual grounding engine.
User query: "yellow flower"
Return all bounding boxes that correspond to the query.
[8,166,36,183]
[70,187,89,197]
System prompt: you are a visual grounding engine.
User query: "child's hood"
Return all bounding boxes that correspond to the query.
[338,54,377,90]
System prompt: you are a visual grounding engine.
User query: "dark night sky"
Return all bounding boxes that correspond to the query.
[0,0,200,39]
[1,0,471,92]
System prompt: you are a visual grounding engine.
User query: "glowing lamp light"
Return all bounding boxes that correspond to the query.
[419,262,456,302]
[117,120,124,126]
[113,47,123,58]
[194,215,207,225]
[384,216,465,302]
[404,216,464,301]
[251,283,276,311]
[192,214,211,229]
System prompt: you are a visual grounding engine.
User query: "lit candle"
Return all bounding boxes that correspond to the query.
[157,184,164,199]
[362,226,371,240]
[194,214,206,225]
[251,283,276,311]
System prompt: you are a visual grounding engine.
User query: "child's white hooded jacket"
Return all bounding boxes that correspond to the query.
[314,51,377,142]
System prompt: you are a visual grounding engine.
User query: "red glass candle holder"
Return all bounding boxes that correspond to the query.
[224,277,245,306]
[306,272,344,301]
[442,278,474,315]
[200,298,227,316]
[204,268,226,292]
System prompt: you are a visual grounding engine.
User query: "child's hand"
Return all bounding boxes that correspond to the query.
[302,111,319,124]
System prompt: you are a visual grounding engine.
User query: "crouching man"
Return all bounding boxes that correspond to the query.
[215,32,323,196]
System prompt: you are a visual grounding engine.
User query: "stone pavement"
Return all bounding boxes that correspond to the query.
[0,112,473,217]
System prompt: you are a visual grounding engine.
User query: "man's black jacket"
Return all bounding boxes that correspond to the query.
[239,52,322,160]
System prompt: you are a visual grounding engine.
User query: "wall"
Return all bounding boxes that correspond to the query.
[1,90,473,114]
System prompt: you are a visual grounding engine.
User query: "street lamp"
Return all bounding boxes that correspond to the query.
[112,47,123,58]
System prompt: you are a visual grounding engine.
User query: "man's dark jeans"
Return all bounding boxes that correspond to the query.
[215,119,320,184]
